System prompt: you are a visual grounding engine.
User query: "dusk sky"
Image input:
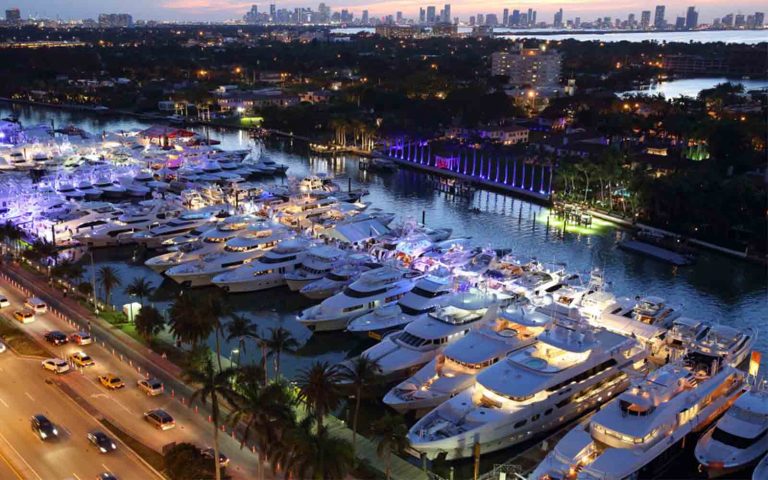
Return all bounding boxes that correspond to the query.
[3,0,764,22]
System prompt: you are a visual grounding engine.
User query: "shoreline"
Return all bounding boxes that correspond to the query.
[2,98,764,265]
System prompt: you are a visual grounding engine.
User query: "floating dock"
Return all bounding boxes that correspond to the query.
[618,239,693,266]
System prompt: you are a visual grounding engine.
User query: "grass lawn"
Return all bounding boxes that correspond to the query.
[0,315,50,357]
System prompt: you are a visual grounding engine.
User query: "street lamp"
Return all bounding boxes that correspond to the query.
[89,250,99,314]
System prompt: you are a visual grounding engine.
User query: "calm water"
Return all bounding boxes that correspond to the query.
[620,77,768,98]
[3,103,765,375]
[331,27,768,44]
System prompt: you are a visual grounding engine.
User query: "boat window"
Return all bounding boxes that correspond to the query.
[107,229,133,237]
[344,286,387,298]
[411,286,447,298]
[262,255,296,264]
[397,331,429,347]
[619,400,655,416]
[400,304,434,316]
[513,419,527,429]
[342,304,364,313]
[544,408,553,416]
[546,359,618,392]
[711,427,767,449]
[327,272,350,281]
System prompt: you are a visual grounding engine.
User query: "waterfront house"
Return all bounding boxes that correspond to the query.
[477,125,530,145]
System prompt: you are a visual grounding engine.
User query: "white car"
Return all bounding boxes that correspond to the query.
[42,358,70,374]
[0,295,9,308]
[137,378,164,396]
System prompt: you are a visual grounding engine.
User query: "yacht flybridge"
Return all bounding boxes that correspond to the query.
[531,353,746,480]
[284,245,346,291]
[384,305,551,414]
[408,319,648,460]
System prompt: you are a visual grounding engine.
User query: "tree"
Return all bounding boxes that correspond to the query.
[296,361,341,433]
[338,355,381,452]
[164,442,216,480]
[124,277,154,305]
[371,414,411,480]
[51,259,84,283]
[168,294,215,347]
[276,417,355,480]
[264,327,299,380]
[96,266,121,308]
[133,305,165,342]
[225,314,259,365]
[187,358,238,480]
[227,379,296,480]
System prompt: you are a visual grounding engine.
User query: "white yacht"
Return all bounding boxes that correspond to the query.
[284,245,346,291]
[212,237,311,293]
[695,385,768,478]
[166,224,289,287]
[408,320,648,460]
[346,274,454,338]
[505,262,564,299]
[93,175,127,198]
[754,453,768,480]
[73,201,181,248]
[691,323,758,368]
[298,254,380,300]
[76,180,103,199]
[384,305,551,414]
[132,207,223,249]
[297,266,423,332]
[57,181,86,201]
[531,353,746,480]
[51,202,123,244]
[350,290,511,381]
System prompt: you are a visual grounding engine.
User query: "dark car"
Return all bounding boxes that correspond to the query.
[44,331,68,346]
[201,447,230,467]
[143,409,175,430]
[88,431,117,453]
[98,474,118,480]
[31,414,58,440]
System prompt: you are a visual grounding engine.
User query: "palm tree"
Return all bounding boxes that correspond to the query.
[96,266,121,309]
[276,416,355,480]
[168,294,215,347]
[338,355,381,452]
[1,221,22,256]
[227,379,296,480]
[124,277,154,306]
[225,314,259,364]
[264,327,299,380]
[201,292,230,371]
[133,305,165,342]
[186,358,238,480]
[371,414,410,480]
[51,259,84,284]
[295,361,341,433]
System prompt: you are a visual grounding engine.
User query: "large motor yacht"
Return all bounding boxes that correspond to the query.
[284,245,346,291]
[384,305,551,414]
[350,290,512,381]
[51,202,123,245]
[211,237,312,293]
[298,254,380,300]
[531,353,746,480]
[131,207,223,249]
[695,384,768,478]
[297,266,423,332]
[408,319,648,460]
[73,200,181,247]
[346,273,454,338]
[166,224,289,287]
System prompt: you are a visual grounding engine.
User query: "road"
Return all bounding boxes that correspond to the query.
[0,352,160,480]
[0,274,265,479]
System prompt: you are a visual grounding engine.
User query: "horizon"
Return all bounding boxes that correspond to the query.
[4,1,766,23]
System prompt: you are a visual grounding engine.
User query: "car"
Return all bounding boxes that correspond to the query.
[31,415,58,440]
[98,374,125,390]
[70,351,95,368]
[13,308,35,324]
[42,358,70,374]
[98,474,118,480]
[24,297,47,314]
[87,431,117,453]
[69,331,93,345]
[44,331,68,346]
[0,295,9,308]
[137,378,164,396]
[201,447,230,467]
[143,409,175,430]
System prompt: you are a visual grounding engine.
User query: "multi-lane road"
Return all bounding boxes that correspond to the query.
[0,275,266,480]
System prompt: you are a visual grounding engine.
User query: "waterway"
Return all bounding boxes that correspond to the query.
[331,27,768,44]
[620,77,768,98]
[3,102,766,476]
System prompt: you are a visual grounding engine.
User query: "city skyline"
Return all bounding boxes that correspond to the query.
[4,0,767,22]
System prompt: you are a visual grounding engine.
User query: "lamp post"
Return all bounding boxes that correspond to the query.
[89,250,99,314]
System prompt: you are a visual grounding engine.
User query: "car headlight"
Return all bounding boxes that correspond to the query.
[52,428,57,435]
[40,432,47,438]
[100,447,107,452]
[111,443,116,449]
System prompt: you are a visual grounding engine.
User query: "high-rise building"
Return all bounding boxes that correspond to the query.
[396,11,403,24]
[734,14,746,27]
[419,8,425,23]
[477,13,485,25]
[554,8,563,28]
[721,13,734,26]
[654,5,665,28]
[362,10,369,25]
[511,10,520,26]
[426,6,436,23]
[485,14,498,26]
[520,13,528,26]
[640,10,651,28]
[527,8,533,26]
[574,17,581,27]
[532,10,537,25]
[674,17,685,29]
[503,8,509,26]
[755,12,765,27]
[685,6,698,29]
[628,13,636,27]
[491,43,562,87]
[5,8,20,23]
[269,4,276,22]
[443,4,451,23]
[98,13,133,27]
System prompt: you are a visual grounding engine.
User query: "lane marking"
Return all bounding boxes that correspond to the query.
[0,448,24,480]
[0,397,8,408]
[101,463,110,471]
[0,427,43,480]
[23,392,34,402]
[72,474,82,480]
